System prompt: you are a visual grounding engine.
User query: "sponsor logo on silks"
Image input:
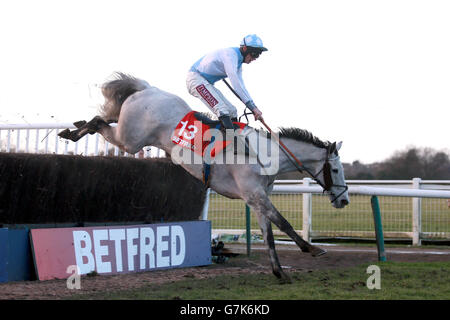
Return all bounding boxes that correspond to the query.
[171,111,245,158]
[195,84,218,107]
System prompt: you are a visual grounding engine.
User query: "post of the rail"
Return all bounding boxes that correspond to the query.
[245,204,251,256]
[370,196,387,262]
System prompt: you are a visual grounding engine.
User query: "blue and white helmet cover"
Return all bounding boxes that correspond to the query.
[240,34,268,51]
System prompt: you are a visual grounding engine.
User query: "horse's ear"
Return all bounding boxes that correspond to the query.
[336,141,343,152]
[328,142,337,155]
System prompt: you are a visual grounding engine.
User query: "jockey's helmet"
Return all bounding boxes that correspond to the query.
[240,34,268,53]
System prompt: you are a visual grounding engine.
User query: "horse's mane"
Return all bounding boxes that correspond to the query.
[278,127,330,149]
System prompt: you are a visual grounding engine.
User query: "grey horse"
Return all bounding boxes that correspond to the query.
[59,73,350,282]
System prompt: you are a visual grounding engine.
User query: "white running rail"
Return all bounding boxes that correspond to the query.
[0,123,165,158]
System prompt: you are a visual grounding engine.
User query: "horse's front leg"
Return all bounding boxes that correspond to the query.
[247,192,326,257]
[254,211,292,283]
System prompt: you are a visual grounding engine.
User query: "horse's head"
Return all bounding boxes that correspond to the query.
[316,141,350,208]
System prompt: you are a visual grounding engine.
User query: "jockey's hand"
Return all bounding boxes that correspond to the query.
[245,100,263,121]
[252,107,263,121]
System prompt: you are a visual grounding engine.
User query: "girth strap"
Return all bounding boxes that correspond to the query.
[203,123,221,187]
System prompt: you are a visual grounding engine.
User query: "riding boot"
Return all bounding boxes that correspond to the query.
[218,115,234,131]
[219,115,254,157]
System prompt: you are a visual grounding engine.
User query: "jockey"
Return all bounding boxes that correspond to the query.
[186,34,267,130]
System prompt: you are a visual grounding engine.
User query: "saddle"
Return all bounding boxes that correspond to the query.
[171,111,252,187]
[171,111,249,156]
[193,112,244,131]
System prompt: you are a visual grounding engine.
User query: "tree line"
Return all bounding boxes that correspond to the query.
[344,147,450,180]
[278,146,450,180]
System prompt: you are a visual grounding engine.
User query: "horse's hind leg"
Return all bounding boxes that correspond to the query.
[59,115,143,154]
[254,212,292,283]
[58,116,108,142]
[73,120,87,128]
[95,119,142,154]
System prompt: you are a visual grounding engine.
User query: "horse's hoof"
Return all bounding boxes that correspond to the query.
[310,246,327,257]
[58,128,83,142]
[273,270,292,284]
[58,129,71,139]
[279,274,292,284]
[73,120,87,128]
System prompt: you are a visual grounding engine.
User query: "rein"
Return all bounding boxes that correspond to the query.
[222,79,348,203]
[222,79,309,173]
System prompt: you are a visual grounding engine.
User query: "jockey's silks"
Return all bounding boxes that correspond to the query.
[189,47,252,104]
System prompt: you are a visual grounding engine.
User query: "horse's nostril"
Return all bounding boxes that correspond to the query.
[341,199,349,206]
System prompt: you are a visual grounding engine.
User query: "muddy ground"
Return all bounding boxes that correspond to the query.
[0,244,449,300]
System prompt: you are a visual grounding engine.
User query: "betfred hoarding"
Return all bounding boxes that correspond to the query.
[30,221,211,281]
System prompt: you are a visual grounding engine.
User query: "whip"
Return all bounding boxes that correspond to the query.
[222,79,309,175]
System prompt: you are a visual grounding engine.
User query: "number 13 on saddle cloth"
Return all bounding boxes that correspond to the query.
[171,111,247,158]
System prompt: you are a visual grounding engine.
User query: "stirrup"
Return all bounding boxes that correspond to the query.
[218,115,234,131]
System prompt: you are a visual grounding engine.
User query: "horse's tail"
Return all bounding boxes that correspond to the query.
[99,72,151,121]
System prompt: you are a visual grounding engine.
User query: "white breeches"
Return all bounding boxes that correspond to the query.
[186,71,238,118]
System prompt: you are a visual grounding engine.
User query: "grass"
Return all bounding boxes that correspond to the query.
[70,261,450,300]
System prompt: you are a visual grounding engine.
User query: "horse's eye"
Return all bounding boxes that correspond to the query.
[332,169,339,173]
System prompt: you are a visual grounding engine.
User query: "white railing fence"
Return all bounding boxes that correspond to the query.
[0,123,165,158]
[207,179,450,245]
[2,124,450,245]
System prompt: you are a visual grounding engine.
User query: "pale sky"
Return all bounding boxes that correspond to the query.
[1,0,449,164]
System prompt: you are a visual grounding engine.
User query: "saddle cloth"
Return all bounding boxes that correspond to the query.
[171,111,247,158]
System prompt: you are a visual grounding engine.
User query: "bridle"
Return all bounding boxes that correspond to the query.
[220,79,348,204]
[312,152,349,203]
[275,143,348,204]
